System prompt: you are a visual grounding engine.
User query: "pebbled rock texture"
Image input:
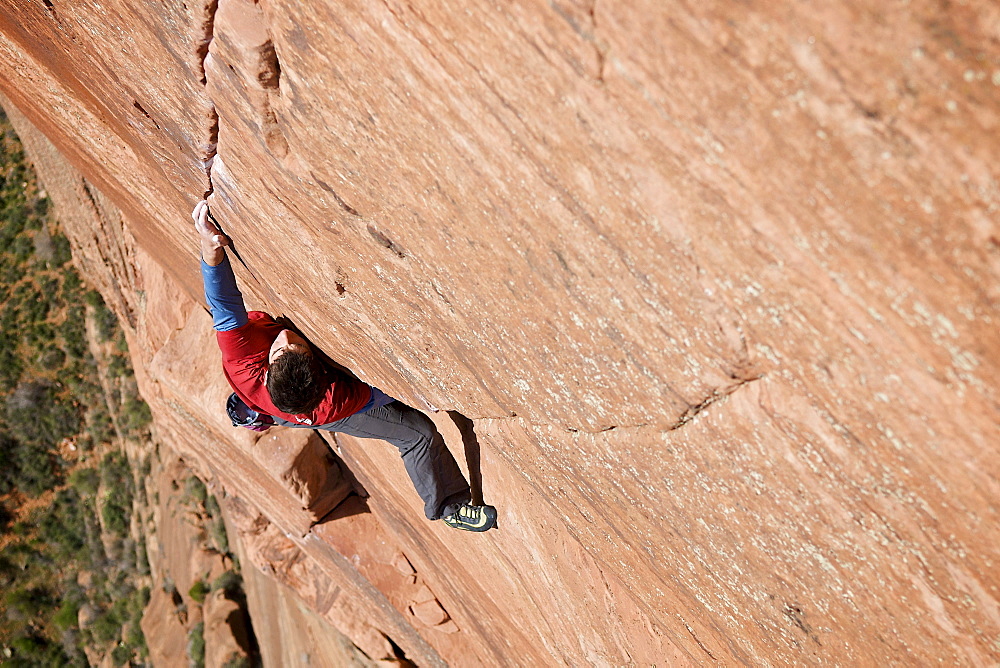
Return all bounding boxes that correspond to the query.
[2,0,1000,664]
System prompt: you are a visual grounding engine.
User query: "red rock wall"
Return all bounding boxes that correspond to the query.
[3,0,1000,664]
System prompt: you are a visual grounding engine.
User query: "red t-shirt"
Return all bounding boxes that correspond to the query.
[217,311,371,425]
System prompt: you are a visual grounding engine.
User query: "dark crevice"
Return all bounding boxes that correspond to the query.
[783,603,822,646]
[668,373,764,431]
[195,0,219,85]
[380,633,417,667]
[313,176,361,216]
[132,101,160,129]
[206,106,219,147]
[681,618,717,661]
[367,224,406,258]
[331,190,359,216]
[80,178,101,214]
[195,0,220,195]
[258,40,281,90]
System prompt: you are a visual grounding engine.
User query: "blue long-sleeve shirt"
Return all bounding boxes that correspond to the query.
[201,255,248,332]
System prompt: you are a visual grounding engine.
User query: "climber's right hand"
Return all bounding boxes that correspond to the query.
[191,199,229,251]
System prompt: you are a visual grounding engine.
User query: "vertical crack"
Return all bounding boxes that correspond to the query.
[194,0,219,86]
[589,0,606,83]
[194,0,220,196]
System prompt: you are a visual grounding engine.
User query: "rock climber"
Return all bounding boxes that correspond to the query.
[191,199,496,532]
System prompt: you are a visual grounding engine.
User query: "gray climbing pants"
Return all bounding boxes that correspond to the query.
[273,401,471,520]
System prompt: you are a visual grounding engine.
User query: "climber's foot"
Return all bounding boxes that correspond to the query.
[442,504,497,532]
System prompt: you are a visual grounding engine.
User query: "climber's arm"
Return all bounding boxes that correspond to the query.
[192,200,227,267]
[193,200,248,332]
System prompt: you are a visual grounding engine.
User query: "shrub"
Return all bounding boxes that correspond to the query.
[188,579,209,604]
[39,346,66,369]
[89,607,122,644]
[26,322,55,350]
[0,343,23,393]
[122,397,151,436]
[59,307,87,359]
[209,517,229,555]
[50,231,72,267]
[0,257,26,285]
[0,432,20,494]
[6,585,55,617]
[187,622,205,668]
[88,293,118,343]
[101,495,130,538]
[5,378,50,432]
[33,196,49,218]
[100,451,131,489]
[184,476,207,506]
[61,265,82,300]
[223,652,251,668]
[135,540,150,576]
[99,452,133,538]
[0,553,16,587]
[1,206,27,246]
[10,630,70,665]
[6,377,81,453]
[11,233,34,261]
[107,353,130,378]
[86,405,116,445]
[111,644,131,666]
[131,586,151,615]
[211,570,242,597]
[0,500,11,531]
[53,599,80,630]
[39,488,87,555]
[204,494,221,519]
[10,434,59,496]
[38,274,59,298]
[70,467,100,496]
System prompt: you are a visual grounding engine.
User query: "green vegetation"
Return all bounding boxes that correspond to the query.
[205,493,230,554]
[184,474,208,506]
[0,108,152,666]
[188,622,206,668]
[100,451,134,539]
[188,579,209,604]
[223,652,252,668]
[212,570,243,597]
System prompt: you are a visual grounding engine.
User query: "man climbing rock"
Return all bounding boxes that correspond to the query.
[192,200,496,532]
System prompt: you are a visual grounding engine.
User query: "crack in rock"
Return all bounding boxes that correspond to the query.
[549,0,607,82]
[668,374,764,431]
[194,0,219,85]
[194,0,220,195]
[679,616,717,661]
[462,371,762,435]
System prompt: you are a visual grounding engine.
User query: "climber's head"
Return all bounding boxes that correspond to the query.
[265,330,325,414]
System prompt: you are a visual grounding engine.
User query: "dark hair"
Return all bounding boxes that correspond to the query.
[266,351,325,414]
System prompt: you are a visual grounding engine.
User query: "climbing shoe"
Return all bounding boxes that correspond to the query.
[442,504,497,532]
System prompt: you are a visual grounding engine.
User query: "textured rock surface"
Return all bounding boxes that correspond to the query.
[3,0,1000,664]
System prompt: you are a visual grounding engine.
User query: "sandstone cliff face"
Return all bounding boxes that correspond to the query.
[2,0,999,664]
